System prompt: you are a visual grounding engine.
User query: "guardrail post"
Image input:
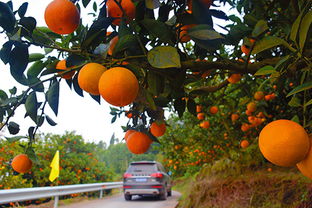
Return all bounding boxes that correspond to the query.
[54,196,59,208]
[99,189,103,199]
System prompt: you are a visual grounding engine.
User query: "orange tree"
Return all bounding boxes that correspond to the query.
[0,0,311,169]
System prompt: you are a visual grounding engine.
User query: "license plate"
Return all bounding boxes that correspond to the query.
[135,178,147,182]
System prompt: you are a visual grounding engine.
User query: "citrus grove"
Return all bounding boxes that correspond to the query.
[0,0,311,200]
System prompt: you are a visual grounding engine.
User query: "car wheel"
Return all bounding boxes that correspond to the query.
[159,188,167,200]
[167,189,172,197]
[124,194,132,201]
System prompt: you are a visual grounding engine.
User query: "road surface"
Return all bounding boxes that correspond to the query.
[60,191,181,208]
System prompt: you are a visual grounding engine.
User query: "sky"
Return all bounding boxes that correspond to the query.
[0,0,239,144]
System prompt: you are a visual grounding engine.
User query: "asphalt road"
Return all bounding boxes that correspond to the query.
[60,191,181,208]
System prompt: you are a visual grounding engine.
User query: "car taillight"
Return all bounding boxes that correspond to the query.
[151,185,163,188]
[123,185,132,188]
[123,173,132,178]
[150,172,163,178]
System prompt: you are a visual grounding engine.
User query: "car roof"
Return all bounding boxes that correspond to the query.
[130,161,161,165]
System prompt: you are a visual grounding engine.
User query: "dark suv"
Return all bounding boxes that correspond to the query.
[123,161,172,201]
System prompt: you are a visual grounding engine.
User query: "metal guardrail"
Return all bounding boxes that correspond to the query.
[0,181,123,207]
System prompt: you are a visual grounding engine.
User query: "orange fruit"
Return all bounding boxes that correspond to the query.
[197,113,205,120]
[178,24,196,43]
[267,167,272,172]
[108,36,119,56]
[126,111,133,118]
[241,123,250,132]
[240,140,249,149]
[56,60,75,79]
[44,0,80,35]
[297,136,312,179]
[124,129,136,142]
[231,113,239,122]
[196,105,202,113]
[150,122,166,137]
[247,102,257,113]
[126,132,153,154]
[107,0,136,25]
[227,74,242,84]
[200,121,210,129]
[241,44,251,55]
[254,91,264,101]
[11,154,32,173]
[98,67,139,107]
[259,120,310,167]
[78,63,107,95]
[209,106,218,114]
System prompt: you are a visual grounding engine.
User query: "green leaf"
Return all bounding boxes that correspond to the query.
[304,99,312,107]
[251,20,269,37]
[299,10,312,52]
[147,46,181,69]
[0,2,16,33]
[187,98,196,116]
[9,87,16,95]
[145,0,160,9]
[0,90,8,102]
[287,81,312,97]
[291,115,300,124]
[174,98,186,118]
[0,41,13,64]
[82,0,91,7]
[26,147,39,163]
[113,34,137,55]
[147,71,164,96]
[252,36,293,54]
[17,2,28,18]
[28,53,45,62]
[9,43,29,85]
[188,24,224,40]
[47,81,60,116]
[144,90,157,110]
[288,96,301,107]
[290,12,303,42]
[93,1,97,12]
[254,65,276,76]
[46,115,57,126]
[25,91,38,122]
[27,61,45,79]
[140,19,173,44]
[5,136,26,143]
[8,121,20,135]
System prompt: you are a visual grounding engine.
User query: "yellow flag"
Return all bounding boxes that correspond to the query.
[49,150,59,182]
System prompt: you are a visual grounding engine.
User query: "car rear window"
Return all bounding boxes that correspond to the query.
[127,164,157,173]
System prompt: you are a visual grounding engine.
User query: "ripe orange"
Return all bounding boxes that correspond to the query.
[106,0,136,25]
[247,102,257,112]
[231,113,239,122]
[150,122,166,137]
[209,106,218,114]
[126,111,133,118]
[297,136,312,179]
[11,154,32,173]
[241,123,250,132]
[98,67,139,107]
[124,129,136,142]
[197,113,205,120]
[241,44,250,55]
[56,60,75,79]
[108,36,119,56]
[44,0,80,35]
[259,120,310,167]
[196,105,202,113]
[78,63,107,95]
[178,24,196,43]
[240,140,249,148]
[200,121,210,129]
[254,91,264,101]
[227,74,242,84]
[126,132,153,154]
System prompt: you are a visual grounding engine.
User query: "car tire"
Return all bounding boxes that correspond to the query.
[124,194,132,201]
[167,189,172,197]
[159,188,167,200]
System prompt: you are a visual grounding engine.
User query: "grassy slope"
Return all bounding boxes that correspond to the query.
[174,165,312,208]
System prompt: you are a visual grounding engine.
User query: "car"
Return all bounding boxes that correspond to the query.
[123,161,172,201]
